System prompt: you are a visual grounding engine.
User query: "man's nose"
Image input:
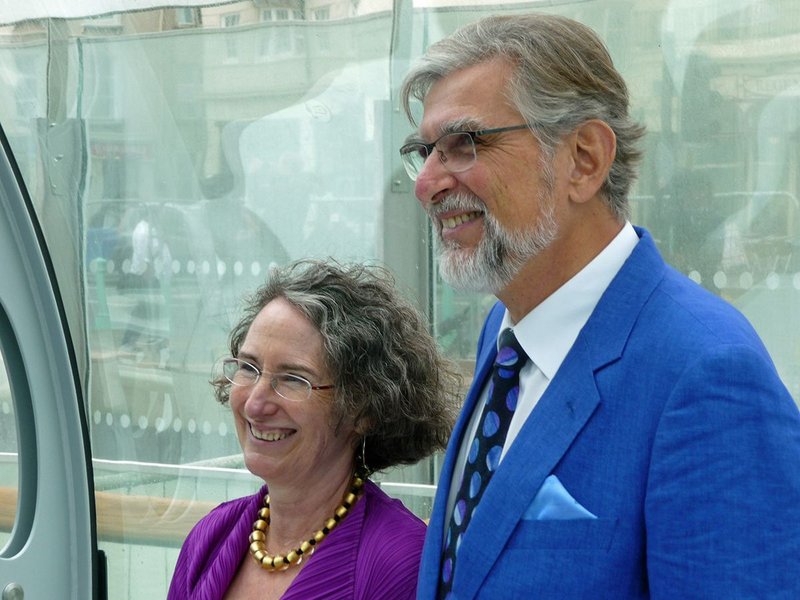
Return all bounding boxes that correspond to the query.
[414,151,456,206]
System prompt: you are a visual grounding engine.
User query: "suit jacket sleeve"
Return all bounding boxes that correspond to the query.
[645,342,800,598]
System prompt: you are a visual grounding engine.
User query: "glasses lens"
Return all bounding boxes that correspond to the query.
[438,133,475,172]
[223,358,258,386]
[400,143,428,181]
[271,373,312,401]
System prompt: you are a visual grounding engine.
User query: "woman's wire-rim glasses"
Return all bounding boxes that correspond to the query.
[399,124,531,181]
[221,357,334,401]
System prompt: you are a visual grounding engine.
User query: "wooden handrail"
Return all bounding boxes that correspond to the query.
[1,486,431,550]
[1,486,216,548]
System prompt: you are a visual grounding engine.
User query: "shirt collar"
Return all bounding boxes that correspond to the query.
[500,222,639,379]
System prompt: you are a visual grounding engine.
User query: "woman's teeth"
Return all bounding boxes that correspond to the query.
[250,425,291,441]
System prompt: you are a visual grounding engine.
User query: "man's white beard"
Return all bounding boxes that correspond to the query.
[433,183,558,294]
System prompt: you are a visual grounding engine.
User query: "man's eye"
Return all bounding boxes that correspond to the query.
[441,133,471,152]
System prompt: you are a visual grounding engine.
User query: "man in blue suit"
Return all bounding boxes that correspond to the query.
[398,13,800,599]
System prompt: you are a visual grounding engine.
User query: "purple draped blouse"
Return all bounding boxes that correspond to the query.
[168,480,425,599]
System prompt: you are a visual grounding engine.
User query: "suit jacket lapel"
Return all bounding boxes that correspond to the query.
[453,339,601,599]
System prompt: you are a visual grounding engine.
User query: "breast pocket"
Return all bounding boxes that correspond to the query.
[507,517,619,551]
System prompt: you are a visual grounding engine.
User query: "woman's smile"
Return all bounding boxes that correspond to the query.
[248,422,295,442]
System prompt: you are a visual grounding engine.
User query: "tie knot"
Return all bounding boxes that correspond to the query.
[495,328,527,373]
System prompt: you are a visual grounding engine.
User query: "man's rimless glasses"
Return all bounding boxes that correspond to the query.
[399,124,531,181]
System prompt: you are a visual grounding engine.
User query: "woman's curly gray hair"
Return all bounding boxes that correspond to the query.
[213,259,461,475]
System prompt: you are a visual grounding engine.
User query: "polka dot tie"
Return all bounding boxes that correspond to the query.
[438,328,528,599]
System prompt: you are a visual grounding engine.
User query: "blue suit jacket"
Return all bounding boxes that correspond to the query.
[417,229,800,599]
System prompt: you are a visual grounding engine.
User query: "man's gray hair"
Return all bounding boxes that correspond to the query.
[401,13,645,221]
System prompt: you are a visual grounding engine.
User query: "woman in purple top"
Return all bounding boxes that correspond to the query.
[168,260,460,600]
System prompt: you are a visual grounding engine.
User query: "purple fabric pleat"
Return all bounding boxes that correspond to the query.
[168,480,424,599]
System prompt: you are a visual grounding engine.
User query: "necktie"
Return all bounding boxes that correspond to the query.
[438,328,528,599]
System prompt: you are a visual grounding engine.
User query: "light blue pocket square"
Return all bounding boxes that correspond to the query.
[523,475,597,520]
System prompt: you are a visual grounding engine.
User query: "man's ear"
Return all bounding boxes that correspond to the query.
[567,119,616,204]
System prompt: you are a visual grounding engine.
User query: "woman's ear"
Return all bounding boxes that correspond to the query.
[567,119,616,204]
[354,416,373,437]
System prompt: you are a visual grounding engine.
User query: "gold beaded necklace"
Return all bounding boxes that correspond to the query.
[248,474,365,571]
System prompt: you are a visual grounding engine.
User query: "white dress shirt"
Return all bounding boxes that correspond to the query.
[444,222,639,523]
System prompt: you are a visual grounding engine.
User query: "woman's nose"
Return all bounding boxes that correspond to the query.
[242,378,280,415]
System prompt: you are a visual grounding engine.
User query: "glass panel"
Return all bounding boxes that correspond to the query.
[0,349,16,552]
[77,9,400,596]
[629,1,800,404]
